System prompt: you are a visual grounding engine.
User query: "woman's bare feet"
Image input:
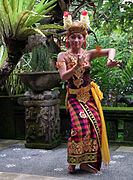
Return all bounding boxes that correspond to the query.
[80,164,98,174]
[67,165,76,173]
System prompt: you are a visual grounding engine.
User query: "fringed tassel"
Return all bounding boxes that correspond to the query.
[66,41,69,47]
[84,41,87,48]
[65,85,69,112]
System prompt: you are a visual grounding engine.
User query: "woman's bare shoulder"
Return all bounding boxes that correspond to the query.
[57,51,67,61]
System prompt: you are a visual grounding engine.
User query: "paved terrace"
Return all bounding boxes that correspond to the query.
[0,139,133,180]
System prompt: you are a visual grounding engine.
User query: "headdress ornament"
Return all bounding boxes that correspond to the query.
[63,11,91,39]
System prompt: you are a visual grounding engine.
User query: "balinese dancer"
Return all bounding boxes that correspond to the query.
[56,11,120,174]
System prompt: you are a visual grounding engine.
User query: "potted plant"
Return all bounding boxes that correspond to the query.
[17,45,60,92]
[0,0,63,148]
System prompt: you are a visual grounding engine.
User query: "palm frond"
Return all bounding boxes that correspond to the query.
[0,9,10,36]
[10,0,19,27]
[34,0,47,13]
[0,0,62,41]
[3,0,14,33]
[0,45,7,67]
[22,14,46,28]
[0,16,4,34]
[25,0,36,11]
[17,27,46,39]
[38,24,63,30]
[34,0,56,14]
[17,0,23,13]
[0,1,11,34]
[17,23,63,40]
[10,0,17,12]
[15,11,35,32]
[41,31,62,37]
[121,52,133,82]
[40,4,57,15]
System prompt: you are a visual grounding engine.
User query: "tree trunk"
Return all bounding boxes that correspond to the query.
[0,37,27,86]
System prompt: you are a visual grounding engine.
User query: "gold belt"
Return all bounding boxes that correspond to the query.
[68,85,91,103]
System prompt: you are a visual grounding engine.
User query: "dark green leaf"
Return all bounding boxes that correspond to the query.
[98,0,104,9]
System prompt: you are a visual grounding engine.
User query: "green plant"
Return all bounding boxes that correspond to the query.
[0,0,62,40]
[1,51,32,95]
[5,57,31,95]
[119,52,133,94]
[87,30,132,106]
[0,45,7,67]
[0,0,63,85]
[6,68,29,95]
[30,45,50,72]
[93,0,133,34]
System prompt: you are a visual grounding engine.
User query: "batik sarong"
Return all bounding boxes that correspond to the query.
[67,92,102,170]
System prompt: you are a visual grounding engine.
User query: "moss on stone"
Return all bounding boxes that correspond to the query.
[102,106,133,111]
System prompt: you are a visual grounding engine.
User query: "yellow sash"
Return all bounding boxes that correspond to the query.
[90,81,110,164]
[65,82,110,164]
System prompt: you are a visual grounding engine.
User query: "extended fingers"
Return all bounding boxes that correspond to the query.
[115,60,121,67]
[107,59,120,68]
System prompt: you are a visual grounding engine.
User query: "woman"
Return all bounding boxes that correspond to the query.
[57,11,120,174]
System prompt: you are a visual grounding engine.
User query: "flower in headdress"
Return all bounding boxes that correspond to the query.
[81,11,88,16]
[63,11,72,30]
[80,11,90,29]
[64,12,70,17]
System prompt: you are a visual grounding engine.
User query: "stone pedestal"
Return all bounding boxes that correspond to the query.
[24,90,61,149]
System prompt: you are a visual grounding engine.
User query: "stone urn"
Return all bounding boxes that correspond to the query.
[17,71,61,149]
[17,71,61,92]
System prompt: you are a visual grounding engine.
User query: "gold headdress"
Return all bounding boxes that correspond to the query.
[63,11,91,39]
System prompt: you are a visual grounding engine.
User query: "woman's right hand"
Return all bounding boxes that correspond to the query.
[77,55,81,66]
[77,54,85,66]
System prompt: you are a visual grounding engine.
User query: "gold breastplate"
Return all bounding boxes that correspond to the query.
[66,50,88,88]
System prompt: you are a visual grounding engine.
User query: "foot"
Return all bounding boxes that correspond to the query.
[80,164,98,174]
[67,165,76,173]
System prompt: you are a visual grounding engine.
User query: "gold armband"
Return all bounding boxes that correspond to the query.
[56,61,66,69]
[95,45,101,56]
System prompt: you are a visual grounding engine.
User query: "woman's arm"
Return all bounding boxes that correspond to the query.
[87,48,120,68]
[57,52,79,81]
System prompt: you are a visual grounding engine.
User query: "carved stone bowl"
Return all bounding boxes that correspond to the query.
[17,71,61,92]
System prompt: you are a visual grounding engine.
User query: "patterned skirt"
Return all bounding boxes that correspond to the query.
[67,93,102,171]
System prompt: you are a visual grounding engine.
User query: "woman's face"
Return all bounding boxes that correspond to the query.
[68,33,85,49]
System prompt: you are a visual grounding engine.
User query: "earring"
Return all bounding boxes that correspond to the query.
[84,41,87,48]
[66,41,69,47]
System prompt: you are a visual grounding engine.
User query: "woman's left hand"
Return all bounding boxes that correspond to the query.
[107,59,120,68]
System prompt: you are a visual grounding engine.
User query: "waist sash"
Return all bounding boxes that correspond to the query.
[65,82,110,164]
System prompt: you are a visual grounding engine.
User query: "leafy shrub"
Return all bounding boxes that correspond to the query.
[30,45,50,72]
[87,30,133,106]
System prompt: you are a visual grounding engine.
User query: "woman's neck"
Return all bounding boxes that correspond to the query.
[69,48,84,55]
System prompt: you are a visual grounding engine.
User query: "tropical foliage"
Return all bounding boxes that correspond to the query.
[0,0,62,40]
[0,45,7,67]
[30,45,50,72]
[0,0,63,86]
[93,0,133,34]
[87,30,133,106]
